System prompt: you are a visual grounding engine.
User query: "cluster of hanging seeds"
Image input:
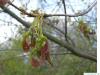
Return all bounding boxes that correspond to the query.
[22,14,53,67]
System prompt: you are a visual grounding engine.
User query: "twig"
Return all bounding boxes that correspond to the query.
[67,0,78,22]
[50,52,72,55]
[61,0,68,41]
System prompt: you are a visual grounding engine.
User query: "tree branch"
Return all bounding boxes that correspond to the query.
[7,0,96,18]
[0,6,30,28]
[0,5,96,62]
[44,32,96,61]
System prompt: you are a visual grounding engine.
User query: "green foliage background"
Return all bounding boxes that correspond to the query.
[0,48,96,75]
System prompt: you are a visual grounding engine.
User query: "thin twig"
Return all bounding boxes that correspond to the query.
[50,52,72,55]
[67,0,78,22]
[62,0,68,41]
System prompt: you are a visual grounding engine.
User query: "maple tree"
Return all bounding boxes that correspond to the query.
[0,0,97,74]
